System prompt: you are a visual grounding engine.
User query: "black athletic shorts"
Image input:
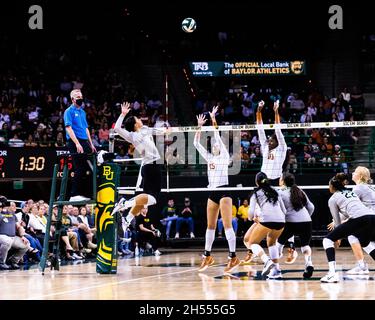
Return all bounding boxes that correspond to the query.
[259,222,285,230]
[208,185,232,205]
[141,163,162,199]
[268,177,281,187]
[277,221,312,247]
[327,215,375,247]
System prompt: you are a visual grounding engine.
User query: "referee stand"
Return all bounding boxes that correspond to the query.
[39,153,120,275]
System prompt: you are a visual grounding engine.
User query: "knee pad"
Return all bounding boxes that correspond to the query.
[348,235,360,245]
[364,242,375,255]
[323,238,335,249]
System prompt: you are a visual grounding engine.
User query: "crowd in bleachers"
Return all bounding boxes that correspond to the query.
[0,67,166,149]
[0,198,98,270]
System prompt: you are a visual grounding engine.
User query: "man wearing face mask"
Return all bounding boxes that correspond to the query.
[64,89,97,201]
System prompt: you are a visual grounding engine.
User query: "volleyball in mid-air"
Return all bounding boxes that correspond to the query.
[181,17,197,33]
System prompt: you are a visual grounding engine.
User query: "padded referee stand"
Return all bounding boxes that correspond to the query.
[39,154,97,274]
[95,163,120,274]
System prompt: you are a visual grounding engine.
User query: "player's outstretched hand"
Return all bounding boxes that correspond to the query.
[121,102,131,116]
[257,100,265,112]
[196,114,207,127]
[209,106,219,120]
[273,99,280,112]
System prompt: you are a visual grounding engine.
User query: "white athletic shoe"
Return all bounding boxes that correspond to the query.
[111,198,126,216]
[72,253,83,260]
[346,264,369,275]
[261,259,275,276]
[154,250,162,256]
[267,267,282,279]
[321,272,340,283]
[175,233,180,239]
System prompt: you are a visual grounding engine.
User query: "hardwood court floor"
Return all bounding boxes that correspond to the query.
[1,248,375,300]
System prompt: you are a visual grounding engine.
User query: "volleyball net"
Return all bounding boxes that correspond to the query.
[109,119,375,194]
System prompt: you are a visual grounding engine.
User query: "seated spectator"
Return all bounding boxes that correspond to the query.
[8,133,24,147]
[175,197,195,239]
[320,144,332,167]
[77,206,97,249]
[160,199,178,240]
[0,196,30,270]
[55,132,65,147]
[290,94,305,112]
[99,123,110,144]
[61,206,83,260]
[135,207,161,256]
[236,199,252,237]
[39,133,51,147]
[217,204,238,237]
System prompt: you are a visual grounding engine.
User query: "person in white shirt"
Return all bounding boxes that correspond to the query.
[193,106,240,274]
[243,172,287,279]
[112,102,166,229]
[256,100,287,184]
[277,173,315,278]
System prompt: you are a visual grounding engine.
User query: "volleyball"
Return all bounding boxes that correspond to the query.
[181,17,197,33]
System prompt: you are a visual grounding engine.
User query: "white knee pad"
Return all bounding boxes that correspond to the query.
[323,238,335,249]
[301,245,311,255]
[348,235,360,245]
[268,245,279,260]
[147,195,157,206]
[224,228,236,241]
[364,242,375,255]
[250,244,264,256]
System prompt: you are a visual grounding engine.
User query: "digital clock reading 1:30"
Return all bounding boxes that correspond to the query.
[19,156,46,171]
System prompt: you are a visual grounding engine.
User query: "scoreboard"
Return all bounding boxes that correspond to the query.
[0,148,73,179]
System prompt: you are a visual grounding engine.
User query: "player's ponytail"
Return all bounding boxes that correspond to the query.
[254,172,278,204]
[283,173,307,211]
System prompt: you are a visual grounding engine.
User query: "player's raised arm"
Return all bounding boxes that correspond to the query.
[256,100,267,147]
[273,100,287,149]
[193,114,210,162]
[209,106,229,158]
[114,102,132,141]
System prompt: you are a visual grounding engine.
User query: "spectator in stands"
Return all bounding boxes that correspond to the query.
[160,199,178,240]
[98,122,110,145]
[175,197,195,239]
[55,132,65,147]
[0,196,30,270]
[237,199,251,237]
[64,89,97,201]
[290,94,305,112]
[217,204,238,237]
[136,207,162,256]
[61,206,83,260]
[8,132,24,147]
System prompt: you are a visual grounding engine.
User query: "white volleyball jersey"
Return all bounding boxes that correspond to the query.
[353,184,375,211]
[258,127,287,179]
[193,129,230,189]
[115,114,161,165]
[328,189,375,226]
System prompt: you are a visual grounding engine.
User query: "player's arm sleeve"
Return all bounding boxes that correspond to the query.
[352,185,364,201]
[257,127,267,148]
[64,110,72,127]
[275,128,287,150]
[214,129,230,158]
[328,197,342,226]
[248,194,256,220]
[193,132,210,162]
[305,192,315,216]
[278,194,287,214]
[114,114,132,142]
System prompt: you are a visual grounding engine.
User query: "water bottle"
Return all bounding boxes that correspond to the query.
[135,243,139,256]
